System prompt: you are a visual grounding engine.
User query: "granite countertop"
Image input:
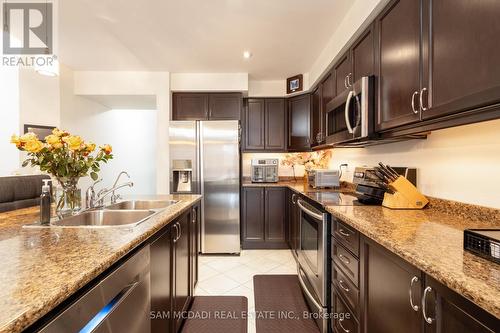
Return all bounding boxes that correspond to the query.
[244,179,500,319]
[0,194,201,333]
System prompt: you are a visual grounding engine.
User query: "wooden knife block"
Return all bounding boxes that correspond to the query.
[383,176,429,210]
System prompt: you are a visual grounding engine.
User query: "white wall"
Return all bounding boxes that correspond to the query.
[0,67,20,176]
[170,73,248,92]
[248,80,285,97]
[327,119,500,209]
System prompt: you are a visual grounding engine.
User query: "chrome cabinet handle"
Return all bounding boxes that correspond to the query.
[291,194,297,204]
[338,253,350,265]
[338,279,350,292]
[420,87,428,111]
[411,91,419,114]
[192,209,197,223]
[344,75,349,89]
[348,73,353,87]
[339,228,351,237]
[409,276,420,312]
[172,223,179,243]
[338,318,350,333]
[422,286,435,324]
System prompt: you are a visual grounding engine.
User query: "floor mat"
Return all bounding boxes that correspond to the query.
[253,275,320,333]
[181,296,247,333]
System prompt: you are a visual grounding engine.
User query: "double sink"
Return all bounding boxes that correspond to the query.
[42,200,179,228]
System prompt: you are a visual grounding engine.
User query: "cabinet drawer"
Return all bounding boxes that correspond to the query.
[332,241,359,286]
[332,263,359,318]
[333,219,359,257]
[332,287,359,333]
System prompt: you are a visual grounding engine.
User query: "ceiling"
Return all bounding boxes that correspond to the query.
[58,0,353,80]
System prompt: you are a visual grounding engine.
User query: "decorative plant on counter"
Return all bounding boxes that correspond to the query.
[281,150,332,181]
[10,129,113,213]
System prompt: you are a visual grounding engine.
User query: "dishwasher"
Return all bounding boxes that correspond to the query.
[38,246,150,333]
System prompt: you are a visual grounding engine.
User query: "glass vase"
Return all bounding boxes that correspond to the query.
[56,178,81,215]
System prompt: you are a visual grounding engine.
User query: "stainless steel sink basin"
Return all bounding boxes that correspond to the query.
[105,200,179,211]
[50,209,155,227]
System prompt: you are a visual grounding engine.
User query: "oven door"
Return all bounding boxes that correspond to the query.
[296,198,328,306]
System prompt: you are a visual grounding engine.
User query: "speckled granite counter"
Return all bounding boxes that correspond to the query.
[243,180,500,319]
[0,194,201,333]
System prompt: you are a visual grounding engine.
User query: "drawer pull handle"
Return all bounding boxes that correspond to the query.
[339,228,351,237]
[338,253,350,265]
[338,318,350,333]
[338,279,350,292]
[422,286,435,324]
[409,276,419,312]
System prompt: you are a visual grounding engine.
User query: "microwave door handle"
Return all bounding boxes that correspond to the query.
[345,90,355,134]
[352,93,362,133]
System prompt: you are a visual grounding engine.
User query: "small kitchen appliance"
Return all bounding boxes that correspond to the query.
[464,229,500,264]
[251,159,278,183]
[307,169,340,189]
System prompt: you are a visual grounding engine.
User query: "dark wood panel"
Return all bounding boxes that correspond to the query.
[265,99,286,150]
[320,72,335,143]
[244,99,265,150]
[242,187,265,244]
[333,219,360,257]
[332,287,359,333]
[172,93,209,120]
[334,52,351,96]
[287,94,311,151]
[352,24,375,82]
[173,212,190,333]
[208,93,242,120]
[376,0,421,131]
[332,242,359,287]
[362,237,423,333]
[189,204,199,298]
[311,87,322,146]
[264,187,286,243]
[422,0,500,120]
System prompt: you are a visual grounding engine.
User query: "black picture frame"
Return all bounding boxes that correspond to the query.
[23,124,56,142]
[287,74,303,94]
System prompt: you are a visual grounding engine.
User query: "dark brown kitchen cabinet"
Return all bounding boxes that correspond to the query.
[420,0,500,121]
[287,94,311,151]
[172,93,209,120]
[311,87,322,146]
[208,93,242,120]
[189,204,199,297]
[151,226,173,333]
[361,236,423,333]
[172,92,241,120]
[334,52,352,96]
[287,190,300,258]
[242,187,288,249]
[375,0,422,131]
[351,24,375,83]
[422,275,498,333]
[173,212,191,333]
[243,98,286,152]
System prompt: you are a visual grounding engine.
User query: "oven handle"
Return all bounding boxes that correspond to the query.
[345,90,355,134]
[297,265,323,311]
[297,199,324,221]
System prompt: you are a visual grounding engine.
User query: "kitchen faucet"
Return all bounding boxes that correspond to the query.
[85,171,134,209]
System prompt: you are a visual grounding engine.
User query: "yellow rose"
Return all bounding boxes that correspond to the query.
[19,132,38,143]
[45,134,60,146]
[85,142,96,152]
[52,128,68,137]
[63,135,84,151]
[101,144,112,155]
[52,142,63,149]
[24,139,44,153]
[10,134,22,148]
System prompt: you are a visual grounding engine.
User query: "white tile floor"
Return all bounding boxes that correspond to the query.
[195,249,297,333]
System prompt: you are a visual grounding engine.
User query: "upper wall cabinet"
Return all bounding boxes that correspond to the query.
[172,92,241,121]
[420,0,500,121]
[334,52,352,97]
[311,87,322,146]
[243,98,286,152]
[287,94,311,151]
[375,0,422,131]
[351,23,375,83]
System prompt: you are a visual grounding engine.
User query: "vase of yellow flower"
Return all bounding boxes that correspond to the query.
[11,128,113,214]
[281,150,332,183]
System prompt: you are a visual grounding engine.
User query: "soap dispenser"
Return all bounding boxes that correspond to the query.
[40,179,51,225]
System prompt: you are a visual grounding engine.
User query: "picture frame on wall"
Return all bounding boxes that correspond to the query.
[24,124,56,142]
[287,74,303,94]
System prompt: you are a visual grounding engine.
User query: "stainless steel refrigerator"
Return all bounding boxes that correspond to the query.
[169,121,240,254]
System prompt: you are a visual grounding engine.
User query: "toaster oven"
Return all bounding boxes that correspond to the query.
[307,170,340,189]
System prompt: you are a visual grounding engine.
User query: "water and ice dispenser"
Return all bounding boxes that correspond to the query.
[172,159,193,193]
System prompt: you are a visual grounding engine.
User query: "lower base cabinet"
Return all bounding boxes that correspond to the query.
[151,205,199,333]
[287,190,300,257]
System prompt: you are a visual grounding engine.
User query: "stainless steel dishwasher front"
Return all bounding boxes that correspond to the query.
[39,245,151,333]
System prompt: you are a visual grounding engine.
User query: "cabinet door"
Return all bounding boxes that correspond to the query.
[287,94,311,151]
[421,0,500,120]
[288,192,300,258]
[264,188,286,243]
[423,276,498,333]
[189,204,199,297]
[265,98,286,151]
[362,237,423,333]
[334,52,352,96]
[209,93,242,120]
[242,187,265,246]
[172,93,209,120]
[376,0,421,131]
[352,24,375,82]
[150,227,173,333]
[244,99,265,150]
[321,72,335,143]
[311,87,322,146]
[173,213,191,332]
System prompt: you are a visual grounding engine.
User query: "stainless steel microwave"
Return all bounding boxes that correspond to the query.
[325,76,375,145]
